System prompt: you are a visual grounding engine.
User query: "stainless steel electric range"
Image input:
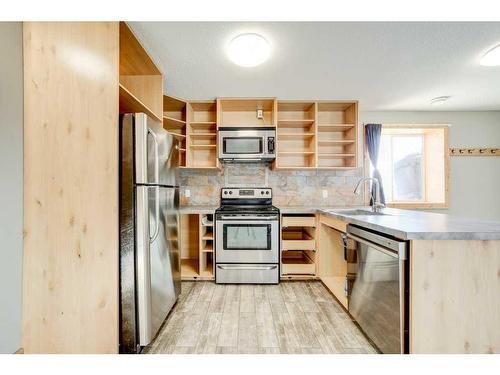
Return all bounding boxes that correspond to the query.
[215,188,280,284]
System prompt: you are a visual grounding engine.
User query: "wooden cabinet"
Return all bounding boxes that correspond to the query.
[275,101,316,169]
[281,214,317,278]
[217,98,277,127]
[180,213,215,280]
[163,95,188,167]
[119,22,163,122]
[187,101,218,168]
[317,214,356,309]
[276,100,358,169]
[163,96,219,169]
[161,97,358,170]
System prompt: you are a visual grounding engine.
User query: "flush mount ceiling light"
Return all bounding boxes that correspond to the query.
[227,33,271,67]
[480,44,500,66]
[430,96,451,106]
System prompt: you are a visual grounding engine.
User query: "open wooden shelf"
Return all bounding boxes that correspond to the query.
[218,98,277,127]
[278,151,315,155]
[279,133,315,139]
[282,251,316,275]
[274,100,357,169]
[318,124,355,130]
[190,144,216,149]
[186,100,218,169]
[180,213,215,280]
[181,259,199,279]
[276,101,317,169]
[190,121,217,126]
[119,84,162,122]
[278,119,315,126]
[201,242,213,252]
[119,22,163,122]
[168,133,186,139]
[190,133,217,138]
[163,95,188,167]
[281,214,317,277]
[199,214,214,278]
[163,116,186,126]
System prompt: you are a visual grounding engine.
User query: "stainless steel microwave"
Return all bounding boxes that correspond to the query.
[218,127,276,163]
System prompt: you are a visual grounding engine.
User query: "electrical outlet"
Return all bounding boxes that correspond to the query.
[256,109,264,119]
[184,189,191,198]
[322,189,328,198]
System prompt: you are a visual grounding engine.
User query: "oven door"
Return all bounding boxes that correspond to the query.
[216,217,279,264]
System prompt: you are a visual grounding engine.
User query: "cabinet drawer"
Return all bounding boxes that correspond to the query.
[282,239,315,251]
[282,216,316,228]
[282,262,315,275]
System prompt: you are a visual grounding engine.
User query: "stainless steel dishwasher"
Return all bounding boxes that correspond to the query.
[346,224,409,354]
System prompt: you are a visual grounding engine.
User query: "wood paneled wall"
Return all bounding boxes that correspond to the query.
[22,22,120,353]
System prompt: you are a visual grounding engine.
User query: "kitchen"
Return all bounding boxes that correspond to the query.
[1,6,500,370]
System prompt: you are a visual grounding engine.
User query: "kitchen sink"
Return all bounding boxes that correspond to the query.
[333,209,391,216]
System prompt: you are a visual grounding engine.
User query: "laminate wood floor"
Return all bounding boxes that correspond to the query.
[143,281,378,354]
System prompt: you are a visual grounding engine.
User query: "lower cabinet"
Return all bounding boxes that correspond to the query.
[180,213,215,280]
[281,214,318,278]
[317,214,356,309]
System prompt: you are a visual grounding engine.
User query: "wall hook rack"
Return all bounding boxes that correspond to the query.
[449,148,499,156]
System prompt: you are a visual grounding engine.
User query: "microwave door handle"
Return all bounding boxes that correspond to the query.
[147,128,159,184]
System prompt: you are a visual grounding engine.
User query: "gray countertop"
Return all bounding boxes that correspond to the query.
[319,207,500,240]
[179,205,217,214]
[179,204,500,240]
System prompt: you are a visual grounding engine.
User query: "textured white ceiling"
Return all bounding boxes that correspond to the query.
[130,22,500,111]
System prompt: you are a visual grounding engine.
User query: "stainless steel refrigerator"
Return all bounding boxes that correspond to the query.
[119,113,181,353]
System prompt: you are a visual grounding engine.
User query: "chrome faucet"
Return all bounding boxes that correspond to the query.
[353,177,385,213]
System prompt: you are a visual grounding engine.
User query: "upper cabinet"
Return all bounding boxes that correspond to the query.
[162,97,358,170]
[276,100,358,169]
[187,101,218,169]
[119,22,163,122]
[217,98,277,127]
[276,101,317,169]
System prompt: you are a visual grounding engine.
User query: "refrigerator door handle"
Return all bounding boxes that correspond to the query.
[150,186,160,243]
[147,127,160,183]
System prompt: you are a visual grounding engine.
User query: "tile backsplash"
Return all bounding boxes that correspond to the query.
[179,165,364,207]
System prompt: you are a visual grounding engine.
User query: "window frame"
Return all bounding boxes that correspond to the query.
[363,124,450,209]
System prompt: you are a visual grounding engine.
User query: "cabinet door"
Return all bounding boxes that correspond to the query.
[318,222,349,309]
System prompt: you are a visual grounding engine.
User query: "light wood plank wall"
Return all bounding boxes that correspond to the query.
[22,22,120,353]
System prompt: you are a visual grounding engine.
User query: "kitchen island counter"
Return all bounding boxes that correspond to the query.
[319,207,500,240]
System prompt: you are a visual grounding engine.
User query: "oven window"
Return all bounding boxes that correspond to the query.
[223,224,271,250]
[223,137,263,154]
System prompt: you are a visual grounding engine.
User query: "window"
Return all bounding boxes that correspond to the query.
[366,125,449,209]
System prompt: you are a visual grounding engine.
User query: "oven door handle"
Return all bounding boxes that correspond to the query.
[218,215,278,221]
[217,265,278,271]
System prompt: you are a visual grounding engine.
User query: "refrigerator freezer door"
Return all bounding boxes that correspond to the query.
[135,113,179,187]
[136,185,178,346]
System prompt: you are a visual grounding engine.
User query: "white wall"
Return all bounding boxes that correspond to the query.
[360,111,500,221]
[0,22,23,353]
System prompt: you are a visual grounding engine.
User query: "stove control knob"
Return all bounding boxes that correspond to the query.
[224,191,228,195]
[229,191,233,195]
[266,191,270,195]
[261,191,264,195]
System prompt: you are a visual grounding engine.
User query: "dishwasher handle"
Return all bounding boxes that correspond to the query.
[347,232,406,260]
